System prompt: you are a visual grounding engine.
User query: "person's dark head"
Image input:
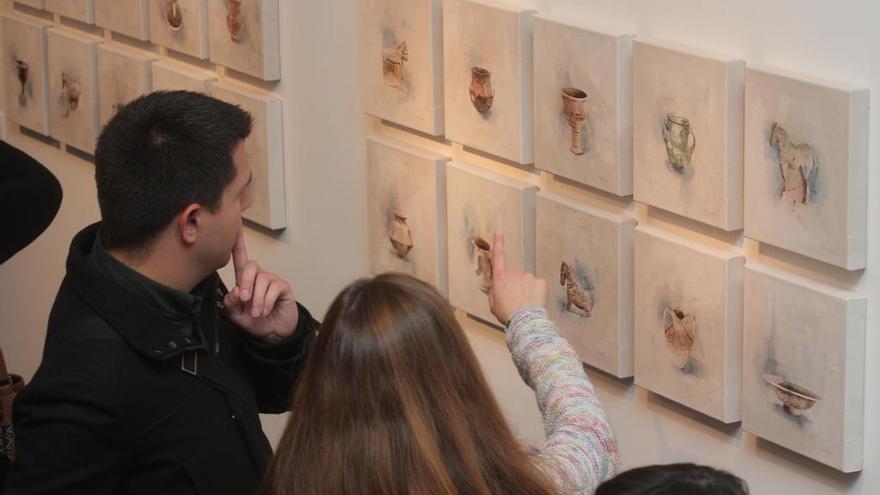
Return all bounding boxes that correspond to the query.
[264,273,553,495]
[595,463,749,495]
[94,90,253,268]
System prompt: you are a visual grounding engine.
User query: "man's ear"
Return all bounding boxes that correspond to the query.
[178,203,202,246]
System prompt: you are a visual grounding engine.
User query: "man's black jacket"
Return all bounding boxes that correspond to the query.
[5,224,318,494]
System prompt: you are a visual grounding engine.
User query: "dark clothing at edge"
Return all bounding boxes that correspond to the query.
[5,223,318,495]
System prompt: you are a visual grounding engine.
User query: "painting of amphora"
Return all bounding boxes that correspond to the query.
[762,374,821,416]
[562,87,588,155]
[663,113,696,171]
[473,236,493,293]
[469,66,494,114]
[560,261,593,317]
[664,307,696,369]
[382,41,408,89]
[226,0,244,42]
[388,211,414,258]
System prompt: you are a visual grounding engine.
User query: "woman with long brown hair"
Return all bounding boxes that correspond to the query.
[264,234,619,494]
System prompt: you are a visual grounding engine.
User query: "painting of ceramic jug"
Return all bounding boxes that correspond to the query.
[61,73,81,118]
[473,236,493,293]
[15,60,29,106]
[382,41,408,89]
[663,307,695,369]
[562,87,588,155]
[662,113,696,171]
[388,211,413,258]
[166,0,183,31]
[227,0,244,42]
[469,67,494,114]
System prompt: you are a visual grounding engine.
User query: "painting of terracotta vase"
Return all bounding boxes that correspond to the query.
[388,210,414,258]
[16,60,29,106]
[762,374,821,416]
[769,123,817,207]
[469,66,494,114]
[662,113,696,171]
[562,87,588,155]
[61,73,81,118]
[166,0,183,31]
[227,0,244,42]
[473,236,493,293]
[560,261,593,317]
[663,307,696,369]
[382,41,408,89]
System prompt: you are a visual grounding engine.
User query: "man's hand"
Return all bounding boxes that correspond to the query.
[223,225,299,342]
[488,232,547,327]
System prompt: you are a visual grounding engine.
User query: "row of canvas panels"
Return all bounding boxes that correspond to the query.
[14,0,280,80]
[2,11,286,230]
[366,133,866,473]
[363,0,870,271]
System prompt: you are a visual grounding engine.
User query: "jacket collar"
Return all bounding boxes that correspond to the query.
[65,223,216,360]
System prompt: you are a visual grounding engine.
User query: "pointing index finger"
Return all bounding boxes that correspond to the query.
[233,224,249,285]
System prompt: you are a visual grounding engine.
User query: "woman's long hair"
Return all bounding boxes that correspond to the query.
[264,273,553,495]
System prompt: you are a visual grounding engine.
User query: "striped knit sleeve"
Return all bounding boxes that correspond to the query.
[506,306,620,494]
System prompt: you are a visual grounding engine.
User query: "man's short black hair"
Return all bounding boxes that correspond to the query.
[595,463,749,495]
[94,90,252,252]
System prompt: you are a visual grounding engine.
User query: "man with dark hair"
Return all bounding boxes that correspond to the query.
[5,91,319,495]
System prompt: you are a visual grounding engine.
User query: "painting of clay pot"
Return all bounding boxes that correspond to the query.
[166,0,183,31]
[473,236,493,293]
[61,72,81,118]
[15,59,29,106]
[382,41,408,89]
[226,0,244,42]
[663,307,696,369]
[662,113,696,171]
[560,261,593,317]
[469,66,494,114]
[762,374,821,416]
[388,210,414,258]
[562,87,588,155]
[769,123,817,207]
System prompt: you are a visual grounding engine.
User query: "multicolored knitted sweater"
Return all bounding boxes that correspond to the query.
[507,306,621,494]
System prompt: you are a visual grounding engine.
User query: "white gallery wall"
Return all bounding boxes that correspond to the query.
[0,1,878,494]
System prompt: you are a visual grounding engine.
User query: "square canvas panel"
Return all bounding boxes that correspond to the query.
[95,0,150,41]
[97,44,156,127]
[633,40,744,230]
[150,0,209,59]
[210,81,285,230]
[443,0,534,164]
[744,67,869,270]
[151,61,215,93]
[48,28,102,153]
[13,1,45,9]
[362,0,443,135]
[742,264,866,472]
[207,0,280,81]
[366,135,450,292]
[533,16,633,196]
[2,12,52,135]
[46,0,95,24]
[536,192,636,377]
[634,226,744,423]
[447,161,536,323]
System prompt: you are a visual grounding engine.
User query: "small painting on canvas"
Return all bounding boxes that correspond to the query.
[634,226,744,422]
[742,263,866,472]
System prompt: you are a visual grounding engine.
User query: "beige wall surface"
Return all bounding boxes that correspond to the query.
[1,0,878,494]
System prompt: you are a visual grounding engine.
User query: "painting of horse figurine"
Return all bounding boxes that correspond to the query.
[560,261,593,317]
[769,123,817,208]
